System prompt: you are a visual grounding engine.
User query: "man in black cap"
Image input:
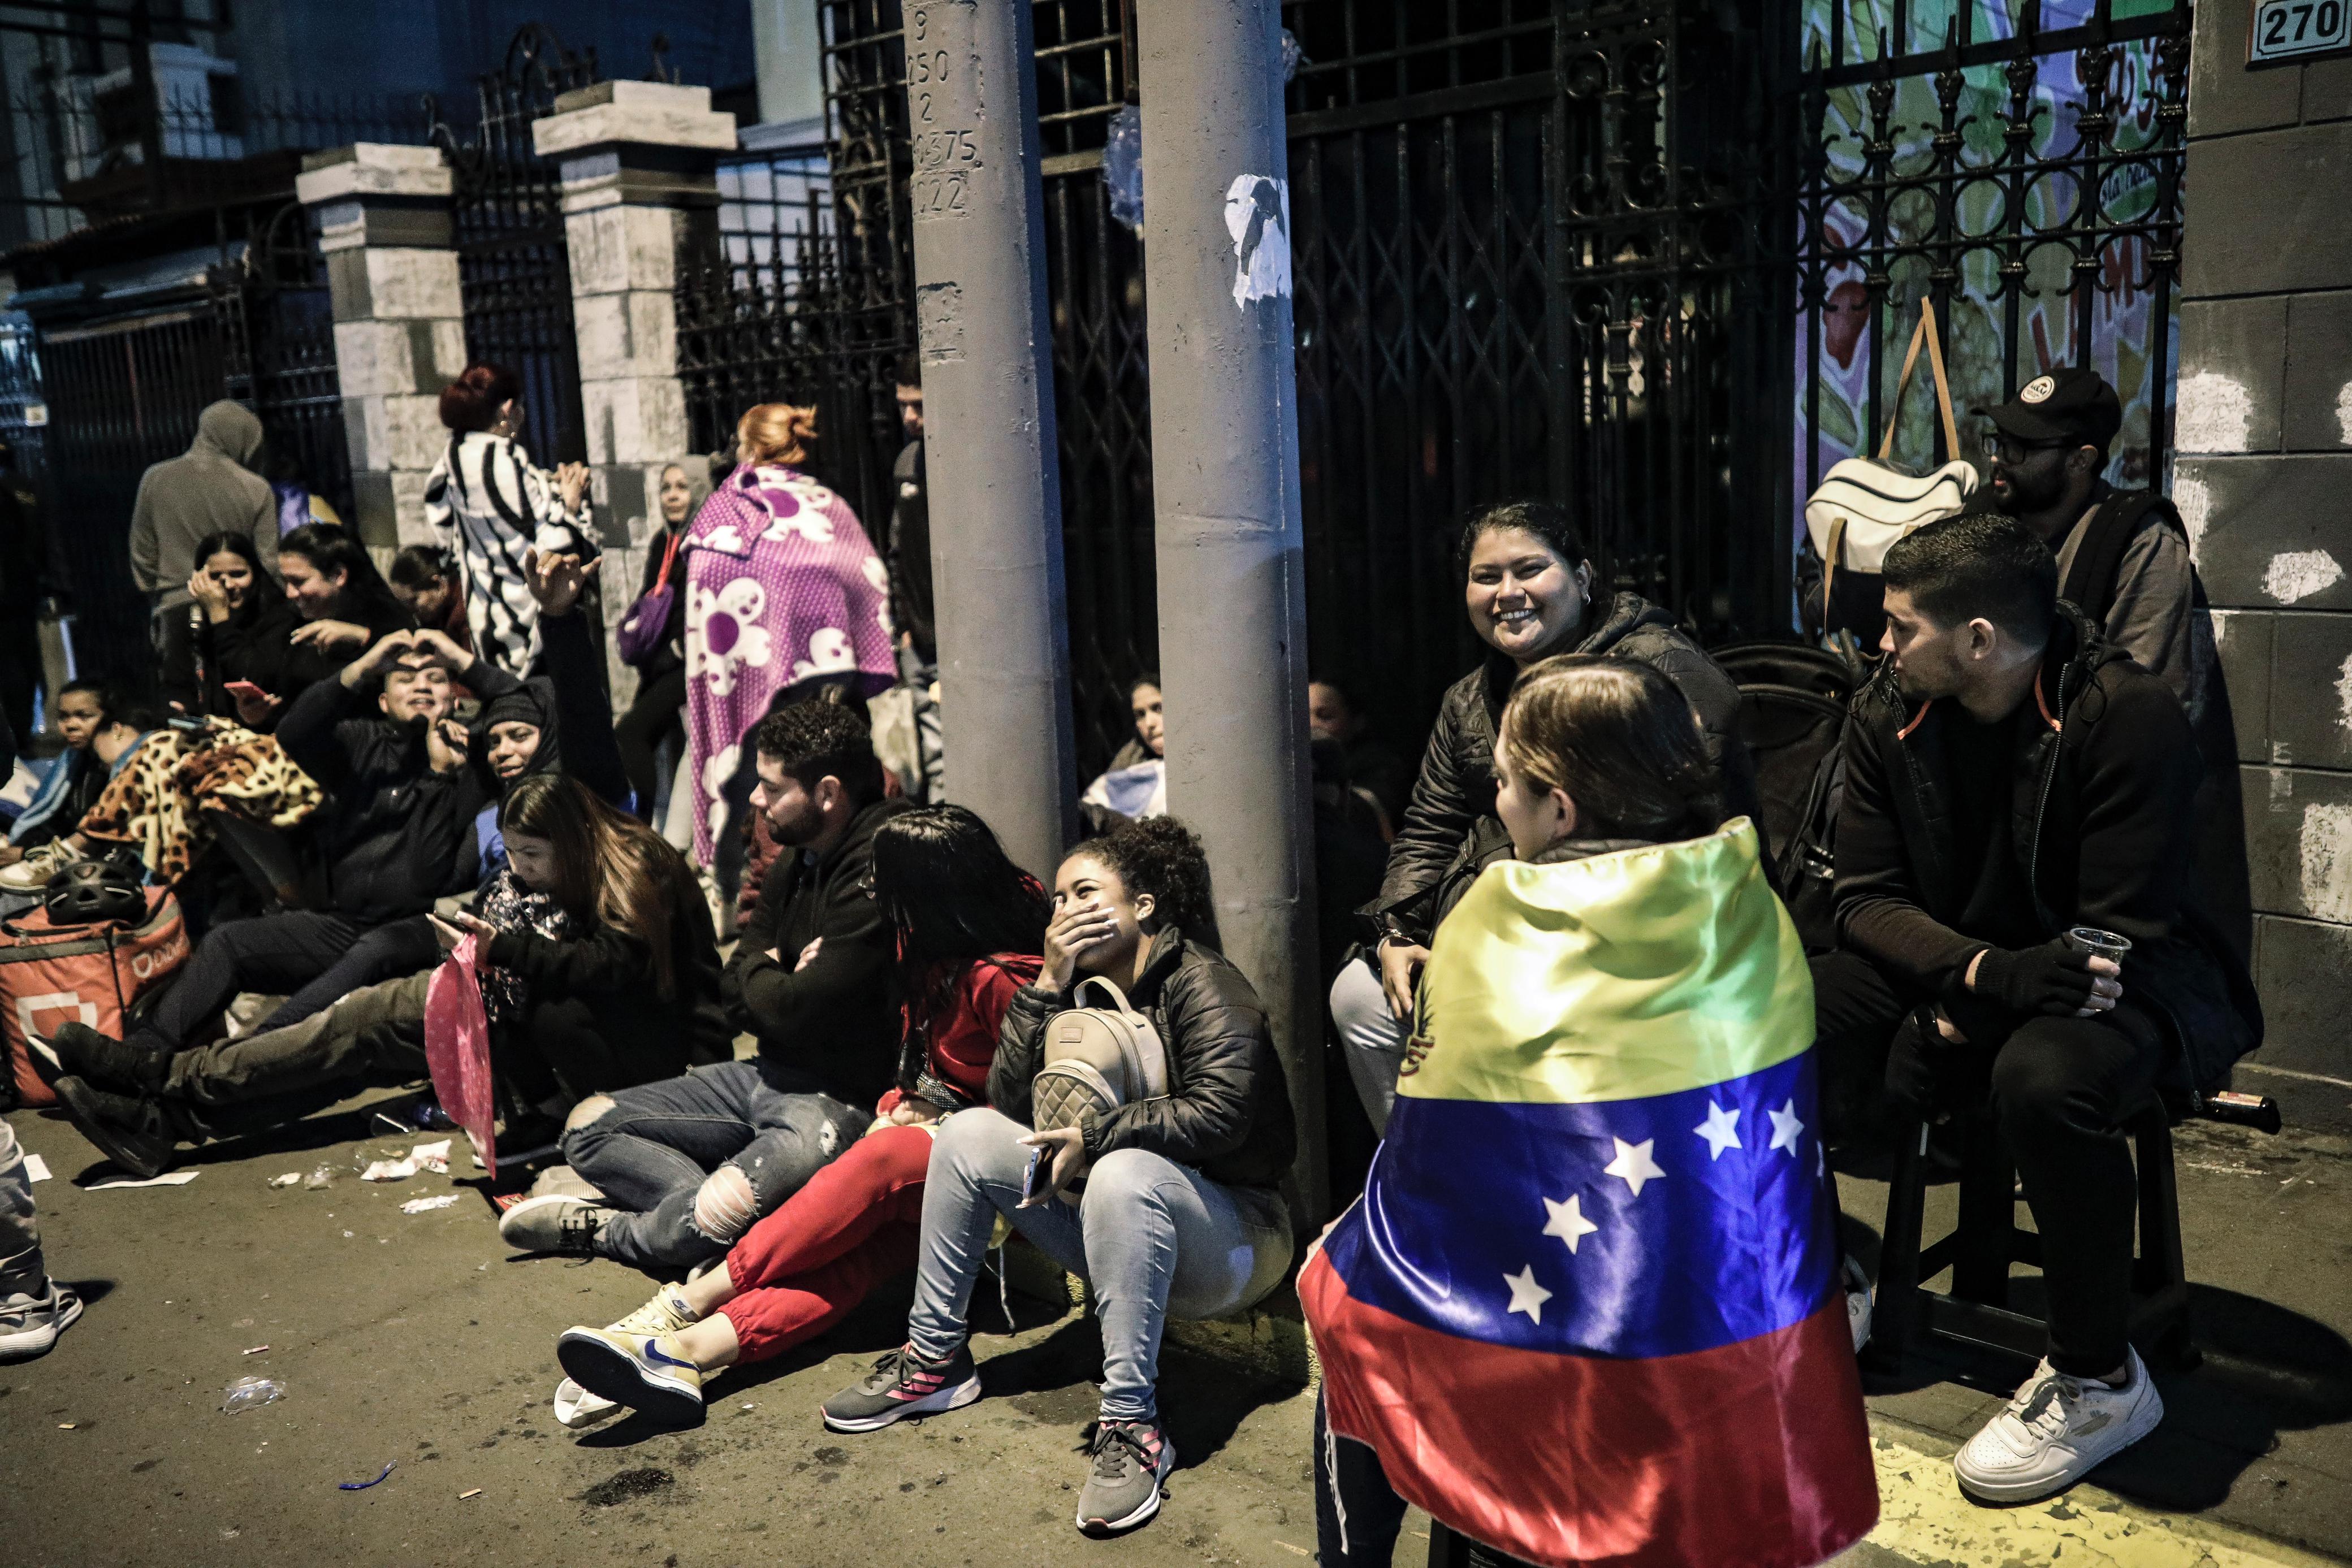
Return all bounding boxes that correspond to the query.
[1978,367,2198,711]
[1977,366,2248,961]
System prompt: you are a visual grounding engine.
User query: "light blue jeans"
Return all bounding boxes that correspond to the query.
[908,1107,1294,1423]
[0,1119,45,1301]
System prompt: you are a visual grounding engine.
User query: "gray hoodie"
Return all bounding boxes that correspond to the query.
[128,400,277,609]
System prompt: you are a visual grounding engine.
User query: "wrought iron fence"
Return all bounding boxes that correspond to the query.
[431,25,598,469]
[1795,0,2192,512]
[221,200,353,521]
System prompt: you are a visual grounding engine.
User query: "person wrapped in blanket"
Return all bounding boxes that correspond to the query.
[46,771,727,1180]
[542,804,1047,1428]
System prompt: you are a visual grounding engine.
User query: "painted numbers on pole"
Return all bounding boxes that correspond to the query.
[2249,0,2351,63]
[908,4,983,219]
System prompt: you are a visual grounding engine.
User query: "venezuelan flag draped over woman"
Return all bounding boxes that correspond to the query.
[1301,818,1878,1568]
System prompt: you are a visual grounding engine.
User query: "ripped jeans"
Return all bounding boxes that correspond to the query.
[560,1060,870,1272]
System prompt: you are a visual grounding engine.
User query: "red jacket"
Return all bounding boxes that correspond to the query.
[876,951,1043,1116]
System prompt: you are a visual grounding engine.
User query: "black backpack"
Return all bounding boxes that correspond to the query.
[1714,641,1858,873]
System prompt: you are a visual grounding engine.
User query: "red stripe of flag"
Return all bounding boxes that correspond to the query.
[1304,1251,1878,1568]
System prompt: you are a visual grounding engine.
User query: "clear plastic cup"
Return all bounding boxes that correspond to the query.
[2063,926,2132,964]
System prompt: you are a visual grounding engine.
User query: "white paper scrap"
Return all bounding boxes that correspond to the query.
[23,1154,50,1182]
[88,1169,200,1190]
[410,1140,452,1175]
[360,1158,417,1183]
[400,1193,462,1215]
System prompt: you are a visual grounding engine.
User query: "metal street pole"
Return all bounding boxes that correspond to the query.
[899,0,1077,877]
[1135,0,1326,1219]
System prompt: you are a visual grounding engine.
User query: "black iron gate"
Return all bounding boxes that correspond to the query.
[37,200,358,683]
[435,25,598,469]
[678,0,2191,775]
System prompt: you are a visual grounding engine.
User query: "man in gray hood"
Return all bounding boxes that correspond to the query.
[128,400,279,670]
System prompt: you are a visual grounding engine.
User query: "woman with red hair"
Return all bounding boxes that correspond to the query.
[423,363,597,678]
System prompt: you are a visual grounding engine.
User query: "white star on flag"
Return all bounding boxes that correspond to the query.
[1693,1101,1744,1160]
[1542,1194,1599,1254]
[1504,1264,1552,1324]
[1767,1099,1805,1155]
[1603,1136,1666,1198]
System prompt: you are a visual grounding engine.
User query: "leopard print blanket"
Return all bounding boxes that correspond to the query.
[76,721,323,883]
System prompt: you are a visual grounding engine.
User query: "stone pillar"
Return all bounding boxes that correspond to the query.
[296,143,467,552]
[534,80,737,703]
[2173,10,2352,1131]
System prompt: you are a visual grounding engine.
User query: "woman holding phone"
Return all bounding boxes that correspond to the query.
[163,531,299,724]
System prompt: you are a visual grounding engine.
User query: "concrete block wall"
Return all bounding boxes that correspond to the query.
[535,80,736,708]
[297,144,469,552]
[2176,4,2352,1128]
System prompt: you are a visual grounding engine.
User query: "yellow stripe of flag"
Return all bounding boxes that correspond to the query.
[1400,819,1817,1107]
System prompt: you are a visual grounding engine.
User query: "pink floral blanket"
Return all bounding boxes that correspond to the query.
[684,462,897,864]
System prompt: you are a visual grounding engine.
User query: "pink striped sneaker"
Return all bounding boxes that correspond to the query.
[820,1342,982,1432]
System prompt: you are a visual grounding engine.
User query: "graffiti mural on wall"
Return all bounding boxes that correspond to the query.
[1796,0,2191,527]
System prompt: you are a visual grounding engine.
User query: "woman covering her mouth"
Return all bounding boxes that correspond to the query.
[1325,497,1765,1135]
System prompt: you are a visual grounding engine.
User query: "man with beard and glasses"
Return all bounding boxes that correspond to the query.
[1972,367,2249,963]
[47,628,520,1109]
[1815,513,2258,1504]
[500,700,911,1266]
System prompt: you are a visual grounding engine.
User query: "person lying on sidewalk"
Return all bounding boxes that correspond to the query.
[548,803,1045,1424]
[498,700,910,1265]
[817,816,1296,1539]
[47,773,725,1178]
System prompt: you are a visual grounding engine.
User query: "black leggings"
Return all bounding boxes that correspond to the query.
[615,663,687,822]
[1811,952,2164,1376]
[1314,1393,1534,1567]
[493,995,691,1119]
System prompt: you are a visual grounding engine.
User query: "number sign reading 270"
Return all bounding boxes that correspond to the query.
[2250,0,2350,63]
[908,5,982,219]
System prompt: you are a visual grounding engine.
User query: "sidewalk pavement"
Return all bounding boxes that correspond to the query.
[2,1094,2346,1568]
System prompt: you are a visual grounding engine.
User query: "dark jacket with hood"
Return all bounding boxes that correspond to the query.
[481,867,732,1068]
[278,653,523,925]
[989,928,1298,1193]
[168,590,302,721]
[1366,591,1763,946]
[128,402,278,609]
[723,795,915,1107]
[1834,603,2261,1085]
[461,607,631,886]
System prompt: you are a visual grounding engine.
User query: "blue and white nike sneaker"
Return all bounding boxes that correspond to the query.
[556,1327,705,1427]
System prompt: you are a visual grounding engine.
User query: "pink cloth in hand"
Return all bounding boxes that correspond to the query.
[424,934,498,1176]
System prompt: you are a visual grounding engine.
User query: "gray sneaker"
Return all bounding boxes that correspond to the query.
[1076,1418,1175,1534]
[0,1281,84,1361]
[497,1194,613,1256]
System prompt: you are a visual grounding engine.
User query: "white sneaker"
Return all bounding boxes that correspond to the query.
[0,838,84,892]
[0,1281,84,1360]
[1844,1257,1874,1354]
[1953,1346,2163,1502]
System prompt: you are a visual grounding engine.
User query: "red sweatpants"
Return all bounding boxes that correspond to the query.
[717,1121,932,1363]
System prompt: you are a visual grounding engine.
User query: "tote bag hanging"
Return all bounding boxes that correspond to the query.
[1803,302,1979,640]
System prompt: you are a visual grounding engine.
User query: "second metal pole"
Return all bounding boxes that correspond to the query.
[1136,0,1326,1220]
[900,0,1078,877]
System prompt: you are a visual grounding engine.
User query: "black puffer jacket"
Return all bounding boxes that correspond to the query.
[1365,592,1762,945]
[988,928,1296,1192]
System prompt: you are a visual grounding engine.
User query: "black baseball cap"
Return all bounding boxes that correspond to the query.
[1979,366,2121,451]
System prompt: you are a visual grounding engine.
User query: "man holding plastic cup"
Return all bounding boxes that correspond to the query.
[1814,513,2260,1505]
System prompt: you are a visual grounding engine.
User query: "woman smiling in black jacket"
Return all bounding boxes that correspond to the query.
[1328,499,1762,1132]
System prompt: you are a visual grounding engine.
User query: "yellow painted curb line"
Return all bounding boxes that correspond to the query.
[1865,1423,2341,1568]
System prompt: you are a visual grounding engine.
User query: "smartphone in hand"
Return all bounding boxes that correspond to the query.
[1020,1145,1049,1206]
[224,679,271,700]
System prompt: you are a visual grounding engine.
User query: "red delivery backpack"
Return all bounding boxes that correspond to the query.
[0,888,189,1108]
